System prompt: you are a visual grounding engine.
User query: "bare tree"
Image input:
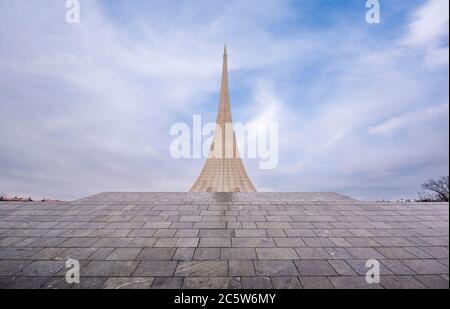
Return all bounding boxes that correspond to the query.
[420,176,449,202]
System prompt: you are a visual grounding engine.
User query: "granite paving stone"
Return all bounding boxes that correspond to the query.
[176,238,199,248]
[173,248,195,260]
[299,276,334,289]
[220,248,257,260]
[133,261,178,277]
[373,237,417,247]
[325,247,353,260]
[402,259,448,275]
[19,261,65,277]
[256,248,299,260]
[175,261,228,277]
[234,229,267,238]
[404,247,433,259]
[83,261,139,277]
[415,275,449,289]
[0,237,24,247]
[89,248,115,260]
[271,277,303,289]
[103,277,154,289]
[151,277,184,289]
[199,238,231,248]
[127,238,157,248]
[154,238,178,247]
[274,238,306,247]
[329,276,382,289]
[375,247,418,259]
[63,247,98,260]
[182,277,241,289]
[0,276,51,289]
[143,222,172,229]
[346,260,394,276]
[419,247,449,259]
[266,229,286,237]
[232,238,275,248]
[32,248,67,260]
[382,275,428,289]
[346,247,386,260]
[344,238,381,247]
[229,261,255,276]
[254,260,299,276]
[257,222,292,229]
[175,229,199,238]
[127,229,156,238]
[242,277,273,289]
[294,260,338,276]
[171,222,195,229]
[136,248,176,260]
[380,260,416,275]
[296,248,332,260]
[16,237,66,248]
[0,260,33,276]
[92,238,133,248]
[106,248,142,260]
[71,277,108,289]
[193,248,221,260]
[194,222,227,229]
[44,277,74,289]
[199,229,234,238]
[328,260,358,276]
[153,229,177,237]
[303,238,335,247]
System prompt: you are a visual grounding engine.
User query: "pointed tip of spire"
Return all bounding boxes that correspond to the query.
[224,44,227,57]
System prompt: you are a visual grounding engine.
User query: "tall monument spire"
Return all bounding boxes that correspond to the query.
[190,47,257,192]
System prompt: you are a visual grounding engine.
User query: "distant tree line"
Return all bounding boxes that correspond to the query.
[0,194,33,202]
[418,176,449,202]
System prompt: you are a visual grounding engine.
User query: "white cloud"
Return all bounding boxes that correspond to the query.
[247,79,282,128]
[368,103,449,136]
[402,0,449,67]
[403,0,449,46]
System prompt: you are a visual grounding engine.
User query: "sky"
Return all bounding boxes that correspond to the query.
[0,0,448,201]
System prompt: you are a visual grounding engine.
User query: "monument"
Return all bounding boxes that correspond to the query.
[190,46,256,193]
[0,48,447,290]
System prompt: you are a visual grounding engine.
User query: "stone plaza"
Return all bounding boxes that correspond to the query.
[0,192,448,289]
